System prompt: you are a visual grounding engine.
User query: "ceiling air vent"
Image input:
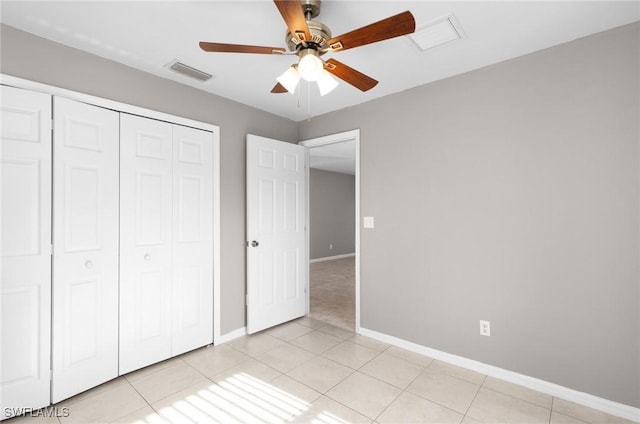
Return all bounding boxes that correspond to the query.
[409,15,463,52]
[164,59,213,82]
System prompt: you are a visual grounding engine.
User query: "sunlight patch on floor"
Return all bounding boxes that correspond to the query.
[307,410,352,424]
[151,372,312,423]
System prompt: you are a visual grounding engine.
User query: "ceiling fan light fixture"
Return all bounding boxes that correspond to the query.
[297,49,324,82]
[276,66,301,94]
[316,70,339,96]
[199,2,413,95]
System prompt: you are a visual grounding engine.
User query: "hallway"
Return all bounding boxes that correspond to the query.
[308,256,355,331]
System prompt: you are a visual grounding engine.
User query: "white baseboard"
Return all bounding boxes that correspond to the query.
[310,253,355,263]
[215,326,247,344]
[359,327,640,423]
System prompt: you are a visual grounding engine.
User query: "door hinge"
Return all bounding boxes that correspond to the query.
[50,244,54,255]
[245,293,248,306]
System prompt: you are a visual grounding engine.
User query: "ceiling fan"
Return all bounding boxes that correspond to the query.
[199,0,416,96]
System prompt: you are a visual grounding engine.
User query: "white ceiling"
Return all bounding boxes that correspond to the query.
[1,1,638,122]
[309,139,355,175]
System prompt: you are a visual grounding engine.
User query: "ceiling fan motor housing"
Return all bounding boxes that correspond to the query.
[286,20,331,53]
[286,0,330,55]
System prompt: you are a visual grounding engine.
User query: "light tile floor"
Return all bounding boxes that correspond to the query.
[309,257,355,330]
[7,317,636,424]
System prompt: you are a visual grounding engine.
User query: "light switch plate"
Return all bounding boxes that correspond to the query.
[363,216,375,229]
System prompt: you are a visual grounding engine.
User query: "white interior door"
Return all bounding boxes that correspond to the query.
[246,134,307,334]
[171,125,213,355]
[0,86,52,416]
[119,114,173,374]
[52,97,119,403]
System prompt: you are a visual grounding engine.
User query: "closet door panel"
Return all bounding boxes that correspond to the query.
[52,97,119,403]
[119,114,173,374]
[0,86,52,415]
[171,125,213,355]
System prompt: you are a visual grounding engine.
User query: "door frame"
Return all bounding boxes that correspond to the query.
[0,74,222,344]
[299,129,361,333]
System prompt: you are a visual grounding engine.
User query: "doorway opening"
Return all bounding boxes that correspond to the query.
[300,130,360,332]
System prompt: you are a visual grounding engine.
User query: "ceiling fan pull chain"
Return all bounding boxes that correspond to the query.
[307,81,311,122]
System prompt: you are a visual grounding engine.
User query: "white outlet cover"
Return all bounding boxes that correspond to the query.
[363,216,375,229]
[480,320,491,336]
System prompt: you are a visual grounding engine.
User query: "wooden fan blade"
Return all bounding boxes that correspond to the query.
[271,82,289,93]
[326,11,415,52]
[273,0,311,42]
[324,58,378,92]
[199,42,286,55]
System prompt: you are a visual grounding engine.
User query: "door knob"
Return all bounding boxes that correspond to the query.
[85,260,93,269]
[251,240,259,247]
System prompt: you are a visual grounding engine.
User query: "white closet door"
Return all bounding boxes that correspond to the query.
[0,86,52,415]
[51,97,119,403]
[171,125,213,355]
[119,114,173,374]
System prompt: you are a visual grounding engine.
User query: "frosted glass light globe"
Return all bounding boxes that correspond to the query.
[298,50,323,82]
[276,66,300,94]
[317,70,339,96]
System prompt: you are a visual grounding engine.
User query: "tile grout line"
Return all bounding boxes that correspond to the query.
[222,333,384,424]
[136,355,215,407]
[460,373,487,422]
[320,341,386,372]
[113,377,154,422]
[269,324,388,421]
[548,397,595,424]
[317,350,430,421]
[480,385,554,413]
[244,335,322,377]
[371,357,431,422]
[406,362,472,420]
[124,356,186,385]
[279,335,353,393]
[144,361,224,423]
[145,354,297,424]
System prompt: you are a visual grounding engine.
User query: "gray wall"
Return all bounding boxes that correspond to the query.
[310,169,355,259]
[299,23,640,407]
[0,24,298,335]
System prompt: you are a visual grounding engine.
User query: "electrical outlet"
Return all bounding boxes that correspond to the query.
[480,320,491,337]
[363,216,375,228]
[329,243,333,250]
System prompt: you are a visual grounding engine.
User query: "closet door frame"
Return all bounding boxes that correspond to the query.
[0,74,222,344]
